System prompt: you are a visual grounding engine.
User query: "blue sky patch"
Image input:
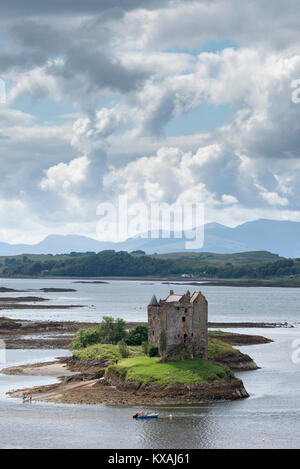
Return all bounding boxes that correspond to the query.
[165,102,237,136]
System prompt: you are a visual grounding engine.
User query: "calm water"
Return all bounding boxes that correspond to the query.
[0,277,300,324]
[0,279,299,448]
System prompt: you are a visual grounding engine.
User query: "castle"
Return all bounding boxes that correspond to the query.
[147,290,208,361]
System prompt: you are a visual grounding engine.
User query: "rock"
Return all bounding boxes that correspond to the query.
[104,365,249,403]
[213,352,259,371]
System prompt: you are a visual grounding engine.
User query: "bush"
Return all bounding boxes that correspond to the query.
[125,325,148,346]
[149,346,159,357]
[118,339,130,358]
[69,316,127,350]
[141,341,149,355]
[69,327,101,350]
[73,344,144,361]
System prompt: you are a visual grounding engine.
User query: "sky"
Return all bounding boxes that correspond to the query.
[1,0,300,243]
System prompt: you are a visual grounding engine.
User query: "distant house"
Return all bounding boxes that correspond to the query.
[147,290,208,361]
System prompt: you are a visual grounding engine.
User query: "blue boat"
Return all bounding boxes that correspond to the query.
[132,412,159,419]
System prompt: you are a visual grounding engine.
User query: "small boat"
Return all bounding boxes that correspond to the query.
[132,412,159,419]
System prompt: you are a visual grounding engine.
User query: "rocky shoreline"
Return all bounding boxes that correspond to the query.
[1,333,265,405]
[0,316,274,405]
[209,331,273,346]
[0,317,98,349]
[0,316,276,350]
[4,357,249,405]
[213,351,259,370]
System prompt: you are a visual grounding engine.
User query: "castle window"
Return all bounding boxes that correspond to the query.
[183,333,187,344]
[152,331,154,336]
[185,308,187,313]
[182,316,186,322]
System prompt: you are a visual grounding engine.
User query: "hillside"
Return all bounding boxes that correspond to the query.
[1,249,300,282]
[0,219,300,257]
[150,250,283,265]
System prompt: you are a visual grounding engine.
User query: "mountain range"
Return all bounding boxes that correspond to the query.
[1,219,299,258]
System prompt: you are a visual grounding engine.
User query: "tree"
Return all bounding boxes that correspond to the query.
[125,325,148,345]
[69,327,101,349]
[69,316,127,349]
[97,316,127,345]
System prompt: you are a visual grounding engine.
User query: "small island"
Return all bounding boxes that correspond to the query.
[4,290,271,406]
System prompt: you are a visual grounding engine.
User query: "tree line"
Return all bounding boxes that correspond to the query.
[2,250,300,279]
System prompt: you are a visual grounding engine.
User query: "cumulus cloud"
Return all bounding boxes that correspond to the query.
[118,0,300,51]
[7,64,59,104]
[103,144,239,208]
[1,1,300,242]
[71,108,125,150]
[0,1,172,18]
[40,155,90,193]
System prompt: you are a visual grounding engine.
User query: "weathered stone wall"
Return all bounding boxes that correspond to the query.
[165,304,192,352]
[148,291,208,360]
[148,305,167,349]
[191,295,208,359]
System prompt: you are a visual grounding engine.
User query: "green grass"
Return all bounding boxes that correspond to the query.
[73,337,238,362]
[74,344,144,360]
[108,356,233,386]
[74,338,238,387]
[207,338,240,360]
[208,330,230,337]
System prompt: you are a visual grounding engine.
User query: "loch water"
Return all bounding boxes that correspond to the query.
[0,279,299,449]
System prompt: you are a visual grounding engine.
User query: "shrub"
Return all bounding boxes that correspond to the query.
[149,346,159,357]
[125,325,148,346]
[118,339,130,358]
[73,344,144,360]
[69,316,127,350]
[69,327,101,350]
[141,341,149,355]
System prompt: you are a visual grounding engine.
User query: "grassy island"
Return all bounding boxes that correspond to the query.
[72,337,245,388]
[74,336,239,362]
[5,331,258,405]
[106,355,232,387]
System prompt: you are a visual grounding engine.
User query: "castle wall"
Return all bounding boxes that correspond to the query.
[192,295,208,359]
[148,305,167,348]
[147,291,208,360]
[165,304,192,350]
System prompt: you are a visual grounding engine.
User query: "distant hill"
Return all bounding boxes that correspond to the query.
[150,251,283,265]
[1,249,299,280]
[0,218,299,257]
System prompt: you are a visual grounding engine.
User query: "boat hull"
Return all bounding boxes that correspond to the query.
[135,414,159,419]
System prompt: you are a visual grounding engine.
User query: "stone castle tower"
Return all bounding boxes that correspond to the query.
[148,290,208,361]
